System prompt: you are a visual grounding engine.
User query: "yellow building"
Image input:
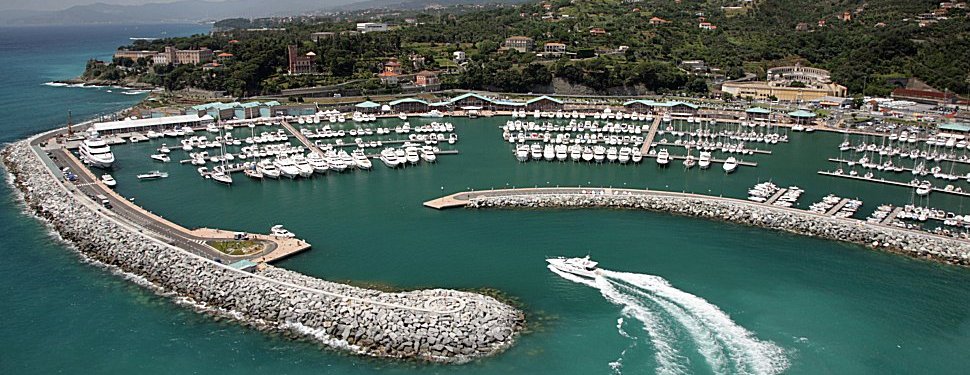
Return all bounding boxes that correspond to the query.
[720,81,847,102]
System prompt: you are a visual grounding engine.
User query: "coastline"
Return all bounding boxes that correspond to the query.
[0,136,525,364]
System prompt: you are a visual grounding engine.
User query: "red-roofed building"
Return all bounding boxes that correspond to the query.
[649,17,670,25]
[589,27,607,36]
[287,45,316,75]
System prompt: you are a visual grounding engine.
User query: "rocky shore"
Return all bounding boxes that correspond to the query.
[1,140,524,363]
[467,190,970,266]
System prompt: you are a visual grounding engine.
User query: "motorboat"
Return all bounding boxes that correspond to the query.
[157,144,171,154]
[79,131,115,168]
[380,148,401,168]
[546,256,599,280]
[592,146,606,163]
[516,144,530,162]
[617,147,631,164]
[656,148,670,166]
[582,146,594,162]
[404,146,421,165]
[270,224,296,238]
[306,153,330,174]
[543,144,556,161]
[137,170,168,180]
[258,160,281,179]
[353,149,373,169]
[100,174,117,187]
[150,153,171,162]
[698,151,712,169]
[420,146,436,163]
[631,148,643,163]
[292,155,314,177]
[531,144,543,160]
[555,144,568,161]
[606,147,618,163]
[274,157,301,179]
[723,156,738,173]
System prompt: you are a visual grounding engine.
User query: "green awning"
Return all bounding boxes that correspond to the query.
[787,110,817,118]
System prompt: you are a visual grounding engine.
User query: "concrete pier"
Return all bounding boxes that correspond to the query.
[817,171,970,198]
[640,117,662,154]
[765,188,788,205]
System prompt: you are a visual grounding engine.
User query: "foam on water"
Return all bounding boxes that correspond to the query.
[548,264,790,375]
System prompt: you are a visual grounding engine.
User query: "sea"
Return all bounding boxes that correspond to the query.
[1,24,970,375]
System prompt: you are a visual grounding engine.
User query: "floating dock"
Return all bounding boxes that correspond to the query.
[765,188,788,205]
[817,171,970,198]
[640,117,662,154]
[825,198,851,216]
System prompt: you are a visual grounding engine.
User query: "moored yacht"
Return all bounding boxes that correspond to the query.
[79,131,115,168]
[592,145,606,163]
[353,149,373,169]
[100,174,117,187]
[274,157,300,179]
[723,156,738,173]
[258,160,281,179]
[379,148,401,168]
[404,146,421,165]
[656,148,670,166]
[698,151,712,169]
[419,146,436,163]
[516,144,530,162]
[292,155,314,177]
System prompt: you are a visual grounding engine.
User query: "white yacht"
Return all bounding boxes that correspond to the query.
[306,153,330,174]
[569,145,583,161]
[353,149,373,169]
[292,155,314,177]
[100,174,117,187]
[555,144,568,161]
[150,153,170,162]
[543,144,556,161]
[270,224,296,238]
[404,146,421,165]
[531,144,543,160]
[631,148,643,163]
[79,132,115,168]
[515,144,530,162]
[698,151,712,169]
[606,147,619,163]
[274,157,300,179]
[656,148,670,166]
[420,146,436,163]
[582,146,594,162]
[137,170,168,180]
[380,148,401,168]
[546,256,599,280]
[723,156,738,173]
[618,147,631,164]
[258,160,281,179]
[592,146,606,163]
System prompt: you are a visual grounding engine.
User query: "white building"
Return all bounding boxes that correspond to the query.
[356,22,388,33]
[453,51,466,62]
[91,114,214,135]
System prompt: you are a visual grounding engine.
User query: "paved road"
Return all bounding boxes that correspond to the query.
[34,131,276,263]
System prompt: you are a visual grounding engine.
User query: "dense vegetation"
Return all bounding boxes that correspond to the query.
[87,0,970,99]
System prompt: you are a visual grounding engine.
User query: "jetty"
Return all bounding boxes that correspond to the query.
[882,206,904,225]
[640,116,662,154]
[644,153,758,167]
[817,171,970,198]
[824,198,851,216]
[765,188,789,205]
[280,120,325,157]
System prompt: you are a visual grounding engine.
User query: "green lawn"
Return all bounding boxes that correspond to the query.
[209,240,261,256]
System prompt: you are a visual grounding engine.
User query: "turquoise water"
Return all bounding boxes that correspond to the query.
[3,25,970,374]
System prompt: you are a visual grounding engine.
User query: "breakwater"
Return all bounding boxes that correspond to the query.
[1,140,523,363]
[464,189,970,266]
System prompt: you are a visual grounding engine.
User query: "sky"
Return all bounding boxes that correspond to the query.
[0,0,183,11]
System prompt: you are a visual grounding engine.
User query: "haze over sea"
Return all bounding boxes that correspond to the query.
[1,24,969,375]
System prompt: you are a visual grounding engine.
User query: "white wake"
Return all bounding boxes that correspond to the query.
[549,265,790,375]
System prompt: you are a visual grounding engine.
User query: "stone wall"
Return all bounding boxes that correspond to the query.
[2,140,524,363]
[467,192,970,266]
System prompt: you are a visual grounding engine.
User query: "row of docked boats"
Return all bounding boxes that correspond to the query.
[514,143,643,163]
[511,110,654,121]
[378,145,438,167]
[506,131,644,147]
[504,120,646,134]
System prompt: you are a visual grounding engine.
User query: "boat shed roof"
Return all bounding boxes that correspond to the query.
[746,107,772,114]
[450,92,495,104]
[91,114,213,133]
[355,101,381,108]
[228,259,258,271]
[493,99,525,107]
[526,95,563,104]
[939,122,970,132]
[388,98,429,106]
[787,110,817,118]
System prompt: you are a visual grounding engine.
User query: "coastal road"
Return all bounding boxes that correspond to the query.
[44,145,278,262]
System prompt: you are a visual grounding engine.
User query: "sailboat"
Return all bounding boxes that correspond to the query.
[211,128,233,185]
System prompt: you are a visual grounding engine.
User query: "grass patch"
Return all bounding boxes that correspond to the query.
[209,240,261,256]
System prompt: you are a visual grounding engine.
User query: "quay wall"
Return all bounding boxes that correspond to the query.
[466,190,970,266]
[1,140,523,363]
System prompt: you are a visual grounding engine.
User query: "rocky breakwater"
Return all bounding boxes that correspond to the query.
[1,140,524,363]
[467,190,970,266]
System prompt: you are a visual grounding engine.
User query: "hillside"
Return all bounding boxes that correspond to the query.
[89,0,970,98]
